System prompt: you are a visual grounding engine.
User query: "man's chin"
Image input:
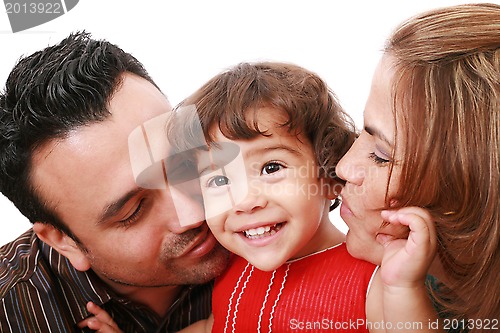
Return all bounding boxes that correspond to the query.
[187,244,230,283]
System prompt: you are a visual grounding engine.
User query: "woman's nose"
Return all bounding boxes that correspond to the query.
[336,143,365,186]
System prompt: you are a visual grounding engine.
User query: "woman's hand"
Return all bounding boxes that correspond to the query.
[377,207,437,288]
[77,302,123,333]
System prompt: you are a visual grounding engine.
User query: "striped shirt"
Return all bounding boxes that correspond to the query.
[0,229,213,333]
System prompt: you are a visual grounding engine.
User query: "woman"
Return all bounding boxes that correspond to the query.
[337,3,499,332]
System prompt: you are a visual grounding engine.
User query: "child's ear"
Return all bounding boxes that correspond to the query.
[33,222,91,272]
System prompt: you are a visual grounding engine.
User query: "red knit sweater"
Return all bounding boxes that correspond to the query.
[212,243,377,332]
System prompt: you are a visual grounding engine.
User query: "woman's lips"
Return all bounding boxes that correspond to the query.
[339,198,354,218]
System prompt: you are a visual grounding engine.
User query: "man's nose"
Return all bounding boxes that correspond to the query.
[162,184,205,232]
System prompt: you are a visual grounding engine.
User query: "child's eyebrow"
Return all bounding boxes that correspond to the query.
[197,160,218,176]
[252,144,303,157]
[196,142,241,176]
[197,143,302,175]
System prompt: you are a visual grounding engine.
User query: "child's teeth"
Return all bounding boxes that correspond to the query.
[243,224,280,238]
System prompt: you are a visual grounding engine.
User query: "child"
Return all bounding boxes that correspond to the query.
[175,61,377,332]
[80,62,440,332]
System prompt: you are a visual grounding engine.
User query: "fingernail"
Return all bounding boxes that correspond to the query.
[381,210,394,218]
[376,233,395,246]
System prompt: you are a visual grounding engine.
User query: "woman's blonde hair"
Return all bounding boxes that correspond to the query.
[386,3,499,329]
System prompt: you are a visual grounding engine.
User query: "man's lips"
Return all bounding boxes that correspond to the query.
[179,226,218,259]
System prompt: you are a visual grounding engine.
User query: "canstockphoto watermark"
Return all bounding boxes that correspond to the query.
[290,318,499,331]
[3,0,79,33]
[289,318,425,331]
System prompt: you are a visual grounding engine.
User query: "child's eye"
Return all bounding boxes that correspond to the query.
[207,175,230,187]
[369,152,390,165]
[262,162,284,175]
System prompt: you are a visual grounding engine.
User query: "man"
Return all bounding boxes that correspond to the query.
[0,31,229,332]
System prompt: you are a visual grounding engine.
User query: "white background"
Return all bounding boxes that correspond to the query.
[0,0,490,246]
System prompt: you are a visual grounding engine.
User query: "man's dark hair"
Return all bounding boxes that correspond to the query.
[0,31,156,238]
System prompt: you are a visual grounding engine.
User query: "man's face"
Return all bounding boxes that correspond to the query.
[31,73,228,289]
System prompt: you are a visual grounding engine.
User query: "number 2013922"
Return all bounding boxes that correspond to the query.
[5,2,62,14]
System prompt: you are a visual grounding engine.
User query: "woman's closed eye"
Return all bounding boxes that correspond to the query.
[369,152,390,165]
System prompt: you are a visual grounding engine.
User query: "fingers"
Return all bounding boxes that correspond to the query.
[381,207,436,240]
[86,302,118,327]
[77,302,123,333]
[375,233,396,246]
[77,317,122,332]
[377,207,439,288]
[380,207,437,256]
[381,206,432,227]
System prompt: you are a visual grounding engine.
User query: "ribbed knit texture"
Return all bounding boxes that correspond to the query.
[212,243,376,332]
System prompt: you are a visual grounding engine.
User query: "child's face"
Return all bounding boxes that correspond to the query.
[197,108,336,271]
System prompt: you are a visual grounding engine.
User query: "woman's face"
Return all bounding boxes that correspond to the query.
[336,55,408,265]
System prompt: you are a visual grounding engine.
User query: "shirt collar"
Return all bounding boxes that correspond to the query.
[38,238,113,322]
